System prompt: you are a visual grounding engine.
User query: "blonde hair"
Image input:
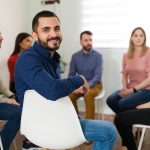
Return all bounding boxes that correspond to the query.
[127,27,148,58]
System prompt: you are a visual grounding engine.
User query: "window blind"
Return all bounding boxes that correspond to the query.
[81,0,150,48]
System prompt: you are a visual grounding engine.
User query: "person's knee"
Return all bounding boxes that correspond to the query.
[96,120,117,142]
[114,114,126,128]
[106,121,117,141]
[96,121,117,145]
[118,100,129,112]
[106,96,113,107]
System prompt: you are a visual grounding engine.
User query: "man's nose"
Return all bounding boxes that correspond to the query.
[49,30,57,37]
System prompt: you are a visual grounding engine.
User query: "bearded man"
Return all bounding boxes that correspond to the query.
[69,31,103,119]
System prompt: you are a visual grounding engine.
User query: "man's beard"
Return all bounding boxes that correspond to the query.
[38,37,62,52]
[83,44,92,52]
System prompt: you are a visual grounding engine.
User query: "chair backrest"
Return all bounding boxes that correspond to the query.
[20,90,86,149]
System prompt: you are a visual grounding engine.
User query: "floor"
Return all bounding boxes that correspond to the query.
[1,113,150,150]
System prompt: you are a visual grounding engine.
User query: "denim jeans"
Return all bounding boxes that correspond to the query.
[0,103,21,150]
[80,118,117,150]
[107,89,150,113]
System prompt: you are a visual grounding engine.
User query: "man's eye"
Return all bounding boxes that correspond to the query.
[43,29,49,32]
[55,27,60,32]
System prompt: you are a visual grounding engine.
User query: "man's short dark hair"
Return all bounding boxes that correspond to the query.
[80,31,93,40]
[32,10,60,32]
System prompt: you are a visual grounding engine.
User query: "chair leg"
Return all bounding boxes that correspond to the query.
[0,136,3,150]
[97,99,104,120]
[13,139,17,150]
[137,127,146,150]
[135,128,142,143]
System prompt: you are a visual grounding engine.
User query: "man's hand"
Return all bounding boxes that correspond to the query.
[73,86,84,94]
[73,75,89,95]
[10,99,20,106]
[79,75,89,95]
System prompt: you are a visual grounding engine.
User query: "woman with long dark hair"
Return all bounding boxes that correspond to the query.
[7,32,32,95]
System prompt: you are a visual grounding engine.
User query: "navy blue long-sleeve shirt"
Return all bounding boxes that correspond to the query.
[15,42,84,108]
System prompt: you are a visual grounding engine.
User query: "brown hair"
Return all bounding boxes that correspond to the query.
[32,10,60,32]
[127,27,148,58]
[80,31,93,40]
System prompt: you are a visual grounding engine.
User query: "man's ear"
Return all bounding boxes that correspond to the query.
[32,32,38,41]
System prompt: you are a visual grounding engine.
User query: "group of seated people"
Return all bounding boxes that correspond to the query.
[68,26,150,150]
[1,10,150,150]
[107,27,150,150]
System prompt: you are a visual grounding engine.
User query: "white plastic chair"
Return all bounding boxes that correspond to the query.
[133,124,150,150]
[78,87,105,119]
[20,90,87,149]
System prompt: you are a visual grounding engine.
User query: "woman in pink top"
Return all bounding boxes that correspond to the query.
[107,27,150,113]
[113,28,150,150]
[107,27,150,150]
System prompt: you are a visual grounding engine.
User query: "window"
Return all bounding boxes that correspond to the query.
[81,0,150,48]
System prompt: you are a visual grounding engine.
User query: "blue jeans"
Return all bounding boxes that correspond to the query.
[107,89,150,113]
[0,103,21,150]
[80,118,117,150]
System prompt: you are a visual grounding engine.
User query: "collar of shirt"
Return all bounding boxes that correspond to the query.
[81,48,93,55]
[33,41,60,62]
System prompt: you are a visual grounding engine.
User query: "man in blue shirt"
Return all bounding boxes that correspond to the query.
[69,31,103,119]
[15,10,117,150]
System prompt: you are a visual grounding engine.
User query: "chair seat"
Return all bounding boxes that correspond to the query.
[133,124,150,129]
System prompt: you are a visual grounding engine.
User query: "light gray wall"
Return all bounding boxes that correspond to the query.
[96,48,126,113]
[0,0,27,86]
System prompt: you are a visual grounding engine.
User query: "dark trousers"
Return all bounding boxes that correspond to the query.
[0,103,21,150]
[107,89,150,113]
[9,81,16,95]
[9,81,18,102]
[115,108,150,150]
